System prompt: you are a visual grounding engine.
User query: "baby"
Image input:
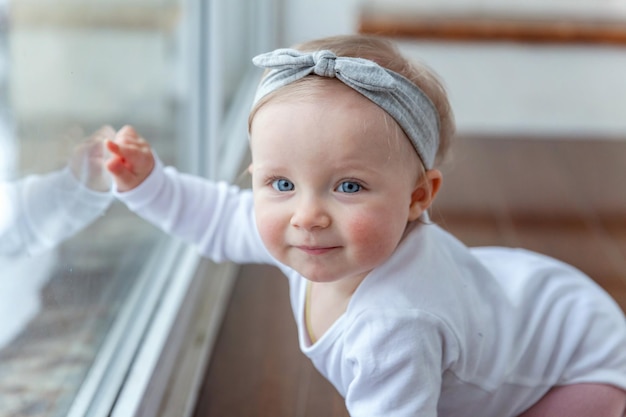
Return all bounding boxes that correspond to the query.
[106,35,626,416]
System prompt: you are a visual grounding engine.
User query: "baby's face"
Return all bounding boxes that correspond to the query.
[249,82,425,285]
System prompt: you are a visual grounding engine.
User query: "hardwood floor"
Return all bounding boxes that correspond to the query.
[193,136,626,417]
[192,263,349,417]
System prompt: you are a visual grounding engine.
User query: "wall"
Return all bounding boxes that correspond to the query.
[282,0,626,138]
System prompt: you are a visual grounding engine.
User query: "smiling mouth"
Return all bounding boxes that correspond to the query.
[295,245,340,255]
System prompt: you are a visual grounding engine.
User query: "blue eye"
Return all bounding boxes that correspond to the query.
[337,181,361,193]
[272,178,294,192]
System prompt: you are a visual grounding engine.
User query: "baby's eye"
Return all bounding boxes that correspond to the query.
[337,181,361,193]
[271,178,294,192]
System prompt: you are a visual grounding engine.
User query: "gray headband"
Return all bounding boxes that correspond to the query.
[251,48,440,169]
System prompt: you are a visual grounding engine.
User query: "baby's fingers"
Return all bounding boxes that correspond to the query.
[106,139,148,167]
[116,125,147,147]
[106,157,136,184]
[110,141,153,172]
[105,127,155,192]
[105,140,131,170]
[106,139,123,157]
[106,158,146,192]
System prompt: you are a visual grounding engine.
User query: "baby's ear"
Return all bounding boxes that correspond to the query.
[408,169,442,221]
[247,163,254,174]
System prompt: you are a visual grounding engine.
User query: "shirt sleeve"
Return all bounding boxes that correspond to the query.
[342,309,456,417]
[0,167,113,257]
[114,157,273,265]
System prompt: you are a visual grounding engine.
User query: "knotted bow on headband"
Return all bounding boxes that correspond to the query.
[252,48,440,169]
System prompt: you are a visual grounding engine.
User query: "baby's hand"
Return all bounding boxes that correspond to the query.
[106,125,155,192]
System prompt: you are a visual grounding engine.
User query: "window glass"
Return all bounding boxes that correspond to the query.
[221,0,257,111]
[0,0,275,414]
[0,1,184,415]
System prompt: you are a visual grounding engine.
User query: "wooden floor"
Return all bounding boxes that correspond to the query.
[193,136,626,417]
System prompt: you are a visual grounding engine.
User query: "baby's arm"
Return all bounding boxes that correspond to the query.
[105,125,155,192]
[342,311,450,417]
[106,126,273,265]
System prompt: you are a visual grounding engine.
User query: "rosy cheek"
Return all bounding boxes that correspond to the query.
[346,213,402,260]
[345,216,374,243]
[255,207,284,255]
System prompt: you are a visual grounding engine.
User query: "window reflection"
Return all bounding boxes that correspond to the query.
[0,1,183,415]
[0,127,113,257]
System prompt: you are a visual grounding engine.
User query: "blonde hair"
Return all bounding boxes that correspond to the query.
[249,34,455,168]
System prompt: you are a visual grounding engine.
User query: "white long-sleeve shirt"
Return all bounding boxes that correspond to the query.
[116,159,626,417]
[0,167,113,257]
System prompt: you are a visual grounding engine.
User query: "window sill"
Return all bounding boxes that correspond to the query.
[111,248,239,417]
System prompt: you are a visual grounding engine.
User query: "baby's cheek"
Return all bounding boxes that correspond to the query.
[255,209,284,255]
[345,216,374,242]
[347,214,399,261]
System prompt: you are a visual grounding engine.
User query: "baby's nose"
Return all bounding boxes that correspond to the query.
[290,199,331,230]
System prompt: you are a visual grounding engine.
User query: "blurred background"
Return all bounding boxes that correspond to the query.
[285,0,626,137]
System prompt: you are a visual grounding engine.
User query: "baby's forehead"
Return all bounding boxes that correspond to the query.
[250,92,418,169]
[252,85,391,134]
[249,77,421,166]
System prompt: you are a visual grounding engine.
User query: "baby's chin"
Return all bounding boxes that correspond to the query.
[291,266,346,284]
[295,266,373,286]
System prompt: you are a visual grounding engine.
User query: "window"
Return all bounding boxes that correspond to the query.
[0,1,275,416]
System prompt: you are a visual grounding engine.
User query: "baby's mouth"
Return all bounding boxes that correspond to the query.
[294,245,340,255]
